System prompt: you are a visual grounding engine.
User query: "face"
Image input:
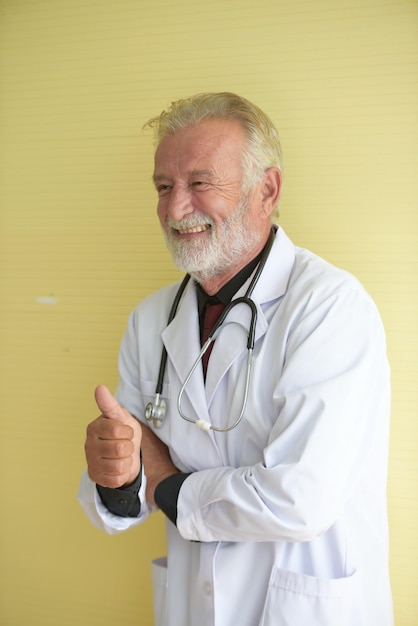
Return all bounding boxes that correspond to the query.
[153,118,272,288]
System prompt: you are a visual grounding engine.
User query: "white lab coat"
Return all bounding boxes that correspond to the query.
[78,227,393,626]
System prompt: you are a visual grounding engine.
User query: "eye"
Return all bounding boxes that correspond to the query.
[156,184,172,196]
[191,181,209,190]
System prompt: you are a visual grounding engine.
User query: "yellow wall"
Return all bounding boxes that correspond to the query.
[1,1,417,624]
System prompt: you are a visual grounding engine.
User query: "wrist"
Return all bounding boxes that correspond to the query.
[147,467,179,507]
[154,472,191,525]
[122,450,142,488]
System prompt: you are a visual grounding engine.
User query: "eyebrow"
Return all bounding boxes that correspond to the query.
[152,169,215,183]
[189,169,214,178]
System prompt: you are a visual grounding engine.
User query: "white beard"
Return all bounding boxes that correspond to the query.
[162,195,262,283]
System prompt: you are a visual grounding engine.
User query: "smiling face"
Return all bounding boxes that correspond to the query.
[153,117,278,293]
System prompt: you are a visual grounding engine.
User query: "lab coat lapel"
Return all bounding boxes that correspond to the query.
[205,227,296,403]
[161,281,210,422]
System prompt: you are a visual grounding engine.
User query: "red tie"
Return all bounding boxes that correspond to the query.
[201,302,225,378]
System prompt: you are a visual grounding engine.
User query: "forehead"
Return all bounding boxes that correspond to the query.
[153,118,246,175]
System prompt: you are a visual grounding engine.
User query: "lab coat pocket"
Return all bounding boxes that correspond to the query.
[151,557,168,626]
[260,567,359,626]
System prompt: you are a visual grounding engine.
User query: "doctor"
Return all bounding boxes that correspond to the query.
[78,92,393,626]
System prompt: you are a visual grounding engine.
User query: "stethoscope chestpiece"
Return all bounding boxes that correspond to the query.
[145,394,166,428]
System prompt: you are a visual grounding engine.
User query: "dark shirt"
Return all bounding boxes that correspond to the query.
[195,249,263,326]
[97,247,265,522]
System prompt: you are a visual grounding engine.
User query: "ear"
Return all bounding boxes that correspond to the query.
[259,167,282,218]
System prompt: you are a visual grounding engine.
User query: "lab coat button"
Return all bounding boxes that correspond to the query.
[203,581,212,595]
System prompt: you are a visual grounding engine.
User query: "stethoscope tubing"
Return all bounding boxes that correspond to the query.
[176,297,258,432]
[145,227,275,431]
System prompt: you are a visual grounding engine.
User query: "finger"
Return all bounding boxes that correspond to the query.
[95,385,129,423]
[95,438,134,460]
[87,417,133,441]
[87,458,133,488]
[98,457,133,477]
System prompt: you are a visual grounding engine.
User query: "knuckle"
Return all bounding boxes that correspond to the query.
[115,440,127,457]
[86,416,105,438]
[116,439,134,457]
[116,423,133,439]
[103,458,126,476]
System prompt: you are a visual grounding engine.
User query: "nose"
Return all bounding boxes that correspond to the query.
[165,185,194,222]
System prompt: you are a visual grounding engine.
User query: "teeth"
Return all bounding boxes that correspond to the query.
[177,224,210,234]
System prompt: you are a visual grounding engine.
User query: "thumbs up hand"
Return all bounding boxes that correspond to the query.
[84,385,142,488]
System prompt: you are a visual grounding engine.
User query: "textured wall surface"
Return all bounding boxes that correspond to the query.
[1,1,417,624]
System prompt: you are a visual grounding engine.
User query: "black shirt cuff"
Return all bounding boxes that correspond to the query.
[96,463,142,518]
[154,472,191,525]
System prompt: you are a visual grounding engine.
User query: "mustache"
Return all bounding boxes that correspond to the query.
[167,214,215,230]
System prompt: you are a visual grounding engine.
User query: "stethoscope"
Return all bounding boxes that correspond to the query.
[145,227,275,432]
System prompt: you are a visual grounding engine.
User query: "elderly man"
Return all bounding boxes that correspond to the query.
[79,92,393,626]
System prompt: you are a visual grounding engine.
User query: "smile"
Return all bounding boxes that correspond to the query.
[176,224,211,235]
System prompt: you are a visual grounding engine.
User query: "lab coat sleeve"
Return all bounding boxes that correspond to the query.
[176,285,390,543]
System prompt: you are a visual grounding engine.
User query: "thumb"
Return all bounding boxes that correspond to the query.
[95,384,130,423]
